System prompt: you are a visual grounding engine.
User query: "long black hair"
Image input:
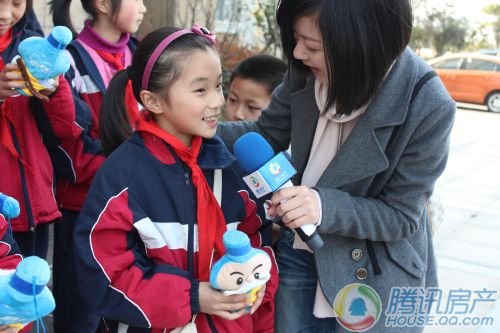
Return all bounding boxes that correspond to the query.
[99,26,215,156]
[49,0,124,37]
[277,0,412,116]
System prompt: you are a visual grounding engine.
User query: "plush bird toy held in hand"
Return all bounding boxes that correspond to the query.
[14,26,72,101]
[0,256,55,331]
[210,230,272,306]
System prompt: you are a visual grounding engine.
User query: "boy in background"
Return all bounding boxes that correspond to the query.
[225,55,286,121]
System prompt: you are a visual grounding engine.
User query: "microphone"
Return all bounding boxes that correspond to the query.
[0,193,20,219]
[233,132,324,251]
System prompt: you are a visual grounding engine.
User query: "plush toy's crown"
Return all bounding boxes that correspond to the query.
[8,256,51,303]
[0,256,56,326]
[0,193,20,219]
[210,230,271,293]
[222,230,254,263]
[18,26,72,80]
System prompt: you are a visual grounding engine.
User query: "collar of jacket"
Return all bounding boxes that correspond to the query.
[198,135,237,170]
[291,48,422,188]
[130,132,236,170]
[12,13,28,38]
[69,38,138,92]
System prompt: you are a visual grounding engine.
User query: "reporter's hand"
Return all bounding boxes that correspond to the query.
[199,282,251,320]
[0,63,25,100]
[270,185,320,229]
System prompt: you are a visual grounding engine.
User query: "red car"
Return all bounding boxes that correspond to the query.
[428,53,500,112]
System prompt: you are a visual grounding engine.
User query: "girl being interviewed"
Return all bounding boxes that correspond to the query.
[74,25,278,333]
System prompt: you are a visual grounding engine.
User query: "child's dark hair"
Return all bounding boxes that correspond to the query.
[99,26,216,156]
[50,0,123,37]
[229,55,287,95]
[277,0,412,116]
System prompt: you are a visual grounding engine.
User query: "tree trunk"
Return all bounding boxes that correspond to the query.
[137,0,176,38]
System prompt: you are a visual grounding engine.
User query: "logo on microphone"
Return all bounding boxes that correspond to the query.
[268,162,281,175]
[249,176,260,188]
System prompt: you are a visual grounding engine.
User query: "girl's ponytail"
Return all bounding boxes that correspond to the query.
[99,70,134,156]
[50,0,77,38]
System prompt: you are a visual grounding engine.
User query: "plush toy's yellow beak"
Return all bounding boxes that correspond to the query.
[18,69,46,96]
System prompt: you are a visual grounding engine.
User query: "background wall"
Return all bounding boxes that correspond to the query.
[34,0,86,35]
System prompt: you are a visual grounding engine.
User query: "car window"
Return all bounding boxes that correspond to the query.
[433,58,462,69]
[463,58,498,72]
[478,49,500,57]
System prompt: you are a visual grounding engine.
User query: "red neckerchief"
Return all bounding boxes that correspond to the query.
[95,49,139,125]
[95,49,123,70]
[0,28,13,69]
[136,115,227,280]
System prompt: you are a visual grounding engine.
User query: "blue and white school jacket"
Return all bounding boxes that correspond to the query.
[74,131,277,333]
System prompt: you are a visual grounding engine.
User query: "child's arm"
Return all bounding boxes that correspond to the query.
[51,132,105,184]
[0,62,81,144]
[43,54,105,184]
[33,75,82,141]
[45,93,105,184]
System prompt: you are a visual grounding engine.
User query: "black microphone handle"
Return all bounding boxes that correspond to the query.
[295,227,324,252]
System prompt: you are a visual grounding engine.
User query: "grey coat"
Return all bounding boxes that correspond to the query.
[218,48,455,332]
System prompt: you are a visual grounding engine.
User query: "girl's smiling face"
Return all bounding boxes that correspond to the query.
[154,48,224,147]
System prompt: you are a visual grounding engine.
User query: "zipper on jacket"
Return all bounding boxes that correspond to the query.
[182,163,195,276]
[101,318,110,333]
[207,315,218,333]
[58,181,69,209]
[9,123,36,231]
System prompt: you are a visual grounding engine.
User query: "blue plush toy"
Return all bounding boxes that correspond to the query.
[14,25,72,101]
[0,193,20,220]
[0,256,55,330]
[210,230,271,305]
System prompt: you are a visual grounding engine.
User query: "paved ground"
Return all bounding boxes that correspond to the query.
[424,106,500,333]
